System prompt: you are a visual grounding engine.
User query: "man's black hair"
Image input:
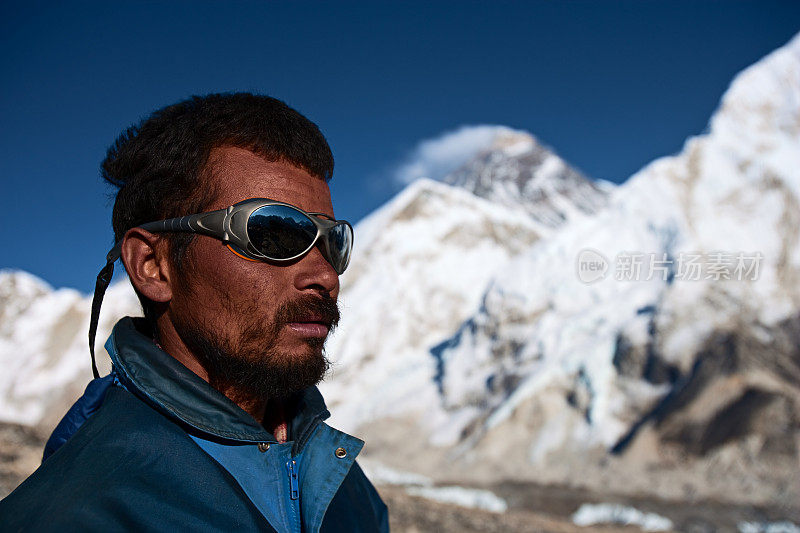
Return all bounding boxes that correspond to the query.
[101,92,334,325]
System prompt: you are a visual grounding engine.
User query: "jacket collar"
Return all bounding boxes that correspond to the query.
[106,317,331,444]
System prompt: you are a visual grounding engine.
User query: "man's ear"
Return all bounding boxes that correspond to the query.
[120,228,174,304]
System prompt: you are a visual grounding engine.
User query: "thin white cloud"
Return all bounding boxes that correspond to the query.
[393,125,517,185]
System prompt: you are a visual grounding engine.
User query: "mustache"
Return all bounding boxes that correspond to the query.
[274,294,340,330]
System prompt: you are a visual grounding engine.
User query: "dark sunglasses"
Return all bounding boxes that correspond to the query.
[138,198,353,274]
[88,198,353,378]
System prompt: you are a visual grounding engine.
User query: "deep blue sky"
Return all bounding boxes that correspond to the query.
[2,1,799,293]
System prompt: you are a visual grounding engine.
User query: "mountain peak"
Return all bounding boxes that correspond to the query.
[487,130,537,156]
[444,129,610,228]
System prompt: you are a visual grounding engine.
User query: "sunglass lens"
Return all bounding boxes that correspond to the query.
[327,223,353,273]
[248,205,317,259]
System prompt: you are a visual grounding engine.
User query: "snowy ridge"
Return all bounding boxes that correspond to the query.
[321,132,610,430]
[321,178,542,426]
[0,270,139,428]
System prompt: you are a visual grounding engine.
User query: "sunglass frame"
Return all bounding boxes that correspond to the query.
[137,198,353,274]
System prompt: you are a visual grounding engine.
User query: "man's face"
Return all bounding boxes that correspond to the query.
[167,146,341,400]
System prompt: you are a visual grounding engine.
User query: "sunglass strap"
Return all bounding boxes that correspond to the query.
[88,243,122,379]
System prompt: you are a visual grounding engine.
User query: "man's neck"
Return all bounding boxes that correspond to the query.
[223,388,290,443]
[219,386,268,424]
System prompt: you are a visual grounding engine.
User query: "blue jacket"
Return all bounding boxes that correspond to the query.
[0,317,388,532]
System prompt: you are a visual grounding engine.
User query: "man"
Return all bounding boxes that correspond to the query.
[0,93,388,532]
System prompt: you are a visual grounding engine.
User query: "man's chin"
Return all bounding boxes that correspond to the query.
[176,321,330,400]
[279,335,328,355]
[212,344,331,400]
[230,351,330,400]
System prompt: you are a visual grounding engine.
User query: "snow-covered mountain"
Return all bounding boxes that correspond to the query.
[2,32,799,509]
[321,178,540,427]
[321,131,605,429]
[323,33,800,506]
[434,29,800,447]
[444,129,610,228]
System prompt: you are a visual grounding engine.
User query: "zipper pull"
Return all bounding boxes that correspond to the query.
[286,459,299,500]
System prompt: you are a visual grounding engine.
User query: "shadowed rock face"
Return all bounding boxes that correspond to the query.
[680,388,795,457]
[611,313,800,462]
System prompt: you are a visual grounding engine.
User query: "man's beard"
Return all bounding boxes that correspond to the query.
[172,294,339,401]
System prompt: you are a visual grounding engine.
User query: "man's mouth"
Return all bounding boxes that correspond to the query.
[286,313,332,338]
[287,321,330,338]
[278,296,339,339]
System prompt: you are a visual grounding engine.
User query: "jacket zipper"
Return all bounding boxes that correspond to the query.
[286,459,300,500]
[285,458,302,533]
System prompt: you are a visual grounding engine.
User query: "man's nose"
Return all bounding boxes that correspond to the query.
[293,246,339,297]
